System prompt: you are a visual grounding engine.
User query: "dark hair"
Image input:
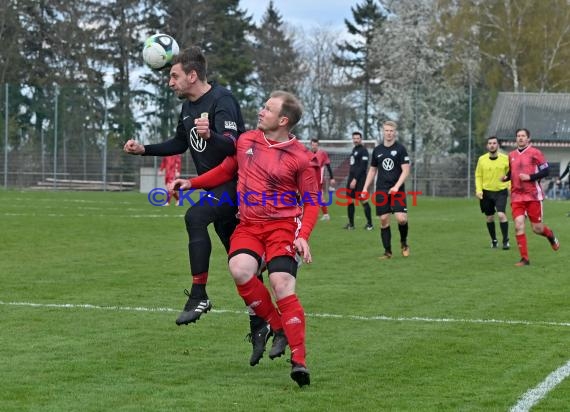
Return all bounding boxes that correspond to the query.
[515,128,531,138]
[352,131,362,138]
[310,138,319,143]
[171,46,207,81]
[270,90,303,130]
[487,136,498,142]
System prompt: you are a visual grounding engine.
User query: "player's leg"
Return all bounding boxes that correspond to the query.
[357,180,373,229]
[175,202,218,325]
[376,191,393,259]
[512,202,530,266]
[345,188,356,229]
[263,220,310,387]
[392,190,409,256]
[495,189,509,249]
[228,226,283,366]
[527,201,560,251]
[481,191,498,247]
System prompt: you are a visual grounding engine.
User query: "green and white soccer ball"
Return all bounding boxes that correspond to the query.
[142,33,180,70]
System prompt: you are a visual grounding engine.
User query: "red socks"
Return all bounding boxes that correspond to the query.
[236,276,283,331]
[277,294,306,366]
[516,233,528,261]
[192,272,208,285]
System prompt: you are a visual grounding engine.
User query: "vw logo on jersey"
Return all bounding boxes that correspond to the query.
[189,127,207,152]
[382,157,395,171]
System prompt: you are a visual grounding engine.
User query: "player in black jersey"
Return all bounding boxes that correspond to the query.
[344,131,373,230]
[362,121,411,259]
[124,47,270,366]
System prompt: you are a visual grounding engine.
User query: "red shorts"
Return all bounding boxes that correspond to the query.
[511,200,543,223]
[229,219,300,262]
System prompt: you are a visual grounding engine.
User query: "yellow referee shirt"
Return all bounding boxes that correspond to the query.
[475,152,510,193]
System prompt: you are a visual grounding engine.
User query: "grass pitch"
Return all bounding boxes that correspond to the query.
[1,190,569,411]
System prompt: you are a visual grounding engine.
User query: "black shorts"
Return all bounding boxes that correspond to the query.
[345,179,365,199]
[480,189,508,215]
[375,186,407,216]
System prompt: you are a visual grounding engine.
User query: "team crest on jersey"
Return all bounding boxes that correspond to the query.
[189,127,207,152]
[391,150,397,157]
[246,148,253,156]
[382,158,395,171]
[225,121,237,131]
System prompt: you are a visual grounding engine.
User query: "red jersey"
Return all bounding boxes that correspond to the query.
[160,155,181,183]
[312,149,331,184]
[508,145,548,202]
[192,130,320,223]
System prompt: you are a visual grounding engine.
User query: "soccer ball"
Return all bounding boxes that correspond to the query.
[142,33,180,70]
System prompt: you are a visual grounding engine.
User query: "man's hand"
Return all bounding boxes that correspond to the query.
[168,178,192,194]
[123,139,145,155]
[476,192,483,200]
[293,238,312,264]
[349,178,357,189]
[194,117,211,140]
[519,173,530,182]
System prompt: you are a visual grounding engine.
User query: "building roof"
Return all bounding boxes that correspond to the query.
[487,92,570,142]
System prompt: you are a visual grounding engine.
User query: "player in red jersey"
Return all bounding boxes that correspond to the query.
[159,155,181,205]
[171,91,319,387]
[310,138,336,220]
[503,128,560,266]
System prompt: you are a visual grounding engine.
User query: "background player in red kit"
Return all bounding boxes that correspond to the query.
[159,154,181,205]
[310,138,336,220]
[503,128,560,266]
[172,91,319,387]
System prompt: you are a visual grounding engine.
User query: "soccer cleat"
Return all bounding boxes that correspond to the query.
[268,329,288,359]
[548,234,560,251]
[343,223,355,230]
[515,258,530,267]
[246,323,272,366]
[320,214,330,221]
[401,244,410,257]
[175,290,212,325]
[491,239,498,249]
[290,362,310,387]
[502,241,510,250]
[364,224,374,231]
[379,252,392,260]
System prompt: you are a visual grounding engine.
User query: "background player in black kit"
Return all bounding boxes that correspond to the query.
[344,131,373,230]
[124,46,270,366]
[362,121,411,259]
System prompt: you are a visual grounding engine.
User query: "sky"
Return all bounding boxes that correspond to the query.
[238,0,354,32]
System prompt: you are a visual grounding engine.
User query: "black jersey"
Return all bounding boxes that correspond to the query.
[370,142,410,189]
[143,81,245,176]
[348,144,369,183]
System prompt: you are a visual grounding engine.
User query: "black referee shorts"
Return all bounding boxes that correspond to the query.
[480,189,508,215]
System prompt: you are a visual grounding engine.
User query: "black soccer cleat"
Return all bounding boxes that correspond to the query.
[515,258,530,267]
[491,239,498,249]
[502,240,510,250]
[175,289,212,325]
[268,329,288,359]
[290,362,310,387]
[246,323,272,366]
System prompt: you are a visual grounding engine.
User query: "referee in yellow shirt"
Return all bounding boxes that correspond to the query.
[475,136,510,249]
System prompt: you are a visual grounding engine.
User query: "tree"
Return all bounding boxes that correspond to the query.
[370,0,464,191]
[253,1,301,99]
[334,0,386,140]
[297,25,355,139]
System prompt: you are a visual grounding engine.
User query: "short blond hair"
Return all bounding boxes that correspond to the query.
[383,120,398,129]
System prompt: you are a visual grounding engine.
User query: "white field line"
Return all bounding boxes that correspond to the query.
[2,300,570,328]
[3,300,569,410]
[509,360,570,412]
